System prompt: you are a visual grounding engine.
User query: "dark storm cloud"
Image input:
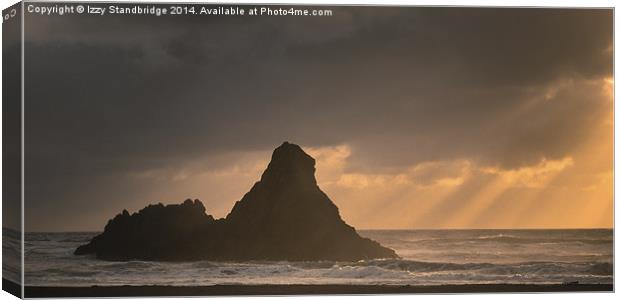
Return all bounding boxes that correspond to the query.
[23,6,612,230]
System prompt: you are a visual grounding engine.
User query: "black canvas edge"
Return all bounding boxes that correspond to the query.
[2,1,24,299]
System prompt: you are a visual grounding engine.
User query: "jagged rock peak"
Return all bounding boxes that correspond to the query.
[181,198,206,213]
[260,142,316,184]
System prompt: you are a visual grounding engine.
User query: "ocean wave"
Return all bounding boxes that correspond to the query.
[23,230,614,286]
[409,235,612,245]
[58,237,93,243]
[26,236,52,242]
[345,259,613,276]
[98,261,158,270]
[192,261,218,268]
[41,267,101,277]
[24,258,613,287]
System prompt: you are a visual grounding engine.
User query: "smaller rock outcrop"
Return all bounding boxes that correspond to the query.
[74,199,216,260]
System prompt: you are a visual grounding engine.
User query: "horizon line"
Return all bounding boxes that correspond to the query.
[17,227,615,234]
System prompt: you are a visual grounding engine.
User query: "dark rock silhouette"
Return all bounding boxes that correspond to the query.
[74,199,215,260]
[75,142,398,261]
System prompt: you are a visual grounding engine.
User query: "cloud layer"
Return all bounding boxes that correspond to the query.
[23,6,612,231]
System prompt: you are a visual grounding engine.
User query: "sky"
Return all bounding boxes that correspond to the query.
[22,6,612,231]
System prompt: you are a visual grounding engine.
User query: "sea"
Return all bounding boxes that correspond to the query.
[22,229,613,287]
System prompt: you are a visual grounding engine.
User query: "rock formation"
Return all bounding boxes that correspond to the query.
[75,142,398,261]
[74,199,216,260]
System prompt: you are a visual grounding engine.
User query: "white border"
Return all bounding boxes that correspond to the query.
[0,1,617,300]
